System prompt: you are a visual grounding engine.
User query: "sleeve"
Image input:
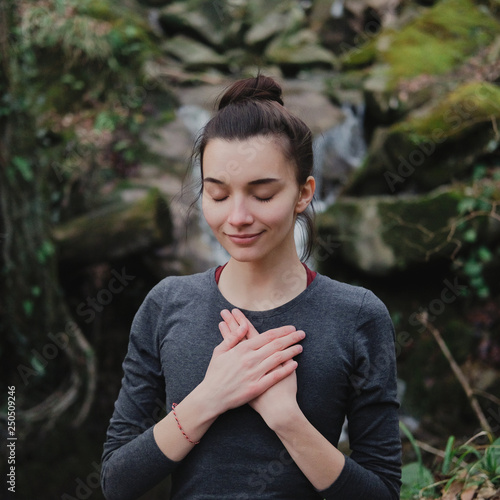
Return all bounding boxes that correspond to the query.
[320,289,402,500]
[100,285,180,500]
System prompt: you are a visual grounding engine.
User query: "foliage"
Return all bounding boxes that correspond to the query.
[1,0,172,426]
[401,428,500,499]
[452,165,500,299]
[5,0,170,222]
[401,421,437,498]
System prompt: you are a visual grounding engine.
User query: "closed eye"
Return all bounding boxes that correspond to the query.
[255,196,273,202]
[213,196,228,202]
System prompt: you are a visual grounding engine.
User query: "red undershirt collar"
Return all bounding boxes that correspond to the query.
[214,262,317,287]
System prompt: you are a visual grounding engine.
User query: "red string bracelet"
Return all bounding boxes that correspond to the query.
[172,403,200,445]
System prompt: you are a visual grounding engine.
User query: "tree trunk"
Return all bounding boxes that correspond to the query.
[0,0,95,434]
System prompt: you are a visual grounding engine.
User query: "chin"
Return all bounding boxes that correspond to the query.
[223,245,268,263]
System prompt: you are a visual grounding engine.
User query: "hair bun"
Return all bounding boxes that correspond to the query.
[218,75,284,110]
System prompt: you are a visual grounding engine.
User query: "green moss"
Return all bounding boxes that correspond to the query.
[341,39,377,68]
[387,0,498,80]
[342,0,500,86]
[398,82,500,140]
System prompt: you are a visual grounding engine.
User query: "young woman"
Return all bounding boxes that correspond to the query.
[101,75,401,500]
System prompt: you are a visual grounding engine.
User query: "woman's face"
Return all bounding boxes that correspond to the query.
[201,135,312,264]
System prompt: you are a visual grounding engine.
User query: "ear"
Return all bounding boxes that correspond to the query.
[295,176,316,214]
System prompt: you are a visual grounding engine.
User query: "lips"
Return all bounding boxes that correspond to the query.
[226,231,264,245]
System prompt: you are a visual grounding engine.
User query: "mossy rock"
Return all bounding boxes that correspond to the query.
[342,0,500,122]
[342,0,500,84]
[316,181,500,276]
[161,35,228,71]
[345,82,500,195]
[158,0,244,49]
[265,29,336,72]
[244,0,306,47]
[54,188,173,263]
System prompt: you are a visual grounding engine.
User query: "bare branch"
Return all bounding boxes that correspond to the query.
[416,312,493,435]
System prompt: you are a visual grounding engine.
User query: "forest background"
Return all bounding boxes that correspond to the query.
[1,0,500,498]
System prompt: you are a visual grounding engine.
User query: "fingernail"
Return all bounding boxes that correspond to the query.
[297,330,305,338]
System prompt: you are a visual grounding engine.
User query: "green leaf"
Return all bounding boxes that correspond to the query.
[401,462,434,498]
[23,300,34,317]
[31,355,46,376]
[442,435,455,474]
[472,165,488,181]
[12,156,34,182]
[94,111,116,131]
[457,198,476,214]
[463,228,477,243]
[478,246,493,262]
[31,286,42,297]
[36,240,55,264]
[477,285,490,299]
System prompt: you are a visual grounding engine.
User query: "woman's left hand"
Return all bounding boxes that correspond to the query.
[219,308,302,430]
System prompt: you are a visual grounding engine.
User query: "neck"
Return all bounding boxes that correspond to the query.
[218,248,307,312]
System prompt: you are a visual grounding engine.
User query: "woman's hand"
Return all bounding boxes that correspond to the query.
[199,311,304,417]
[219,309,303,430]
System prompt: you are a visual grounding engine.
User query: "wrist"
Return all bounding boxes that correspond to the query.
[190,380,226,422]
[263,402,303,433]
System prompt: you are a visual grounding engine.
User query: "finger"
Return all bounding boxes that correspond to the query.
[259,343,303,375]
[218,321,230,340]
[217,320,247,352]
[220,309,241,333]
[248,324,298,350]
[231,309,259,338]
[260,359,298,390]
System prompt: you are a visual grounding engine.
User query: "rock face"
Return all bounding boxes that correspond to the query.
[156,0,336,74]
[53,188,173,264]
[162,35,228,71]
[317,181,500,276]
[345,82,500,195]
[343,0,500,123]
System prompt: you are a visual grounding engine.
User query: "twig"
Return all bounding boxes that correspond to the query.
[416,312,493,435]
[415,439,447,459]
[474,388,500,407]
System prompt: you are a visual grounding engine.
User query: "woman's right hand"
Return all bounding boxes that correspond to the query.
[199,314,304,416]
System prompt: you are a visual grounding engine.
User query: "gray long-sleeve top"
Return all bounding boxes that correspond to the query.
[101,268,401,499]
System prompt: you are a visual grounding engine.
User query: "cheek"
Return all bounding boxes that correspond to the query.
[261,199,297,227]
[202,196,223,229]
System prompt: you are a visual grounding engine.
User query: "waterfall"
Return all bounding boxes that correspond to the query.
[312,102,367,211]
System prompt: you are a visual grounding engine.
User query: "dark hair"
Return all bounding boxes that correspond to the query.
[192,74,316,261]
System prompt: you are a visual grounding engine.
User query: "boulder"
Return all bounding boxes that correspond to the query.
[161,35,228,71]
[316,180,500,276]
[244,2,306,47]
[265,29,336,72]
[158,0,244,49]
[53,188,173,264]
[344,82,500,195]
[341,0,500,122]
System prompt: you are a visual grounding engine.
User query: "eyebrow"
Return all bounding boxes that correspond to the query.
[203,177,280,186]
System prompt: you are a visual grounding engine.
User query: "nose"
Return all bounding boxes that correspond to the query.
[227,197,253,227]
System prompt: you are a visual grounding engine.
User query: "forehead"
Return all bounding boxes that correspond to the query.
[202,136,295,183]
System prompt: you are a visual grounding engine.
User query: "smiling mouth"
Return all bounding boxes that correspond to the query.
[226,232,264,244]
